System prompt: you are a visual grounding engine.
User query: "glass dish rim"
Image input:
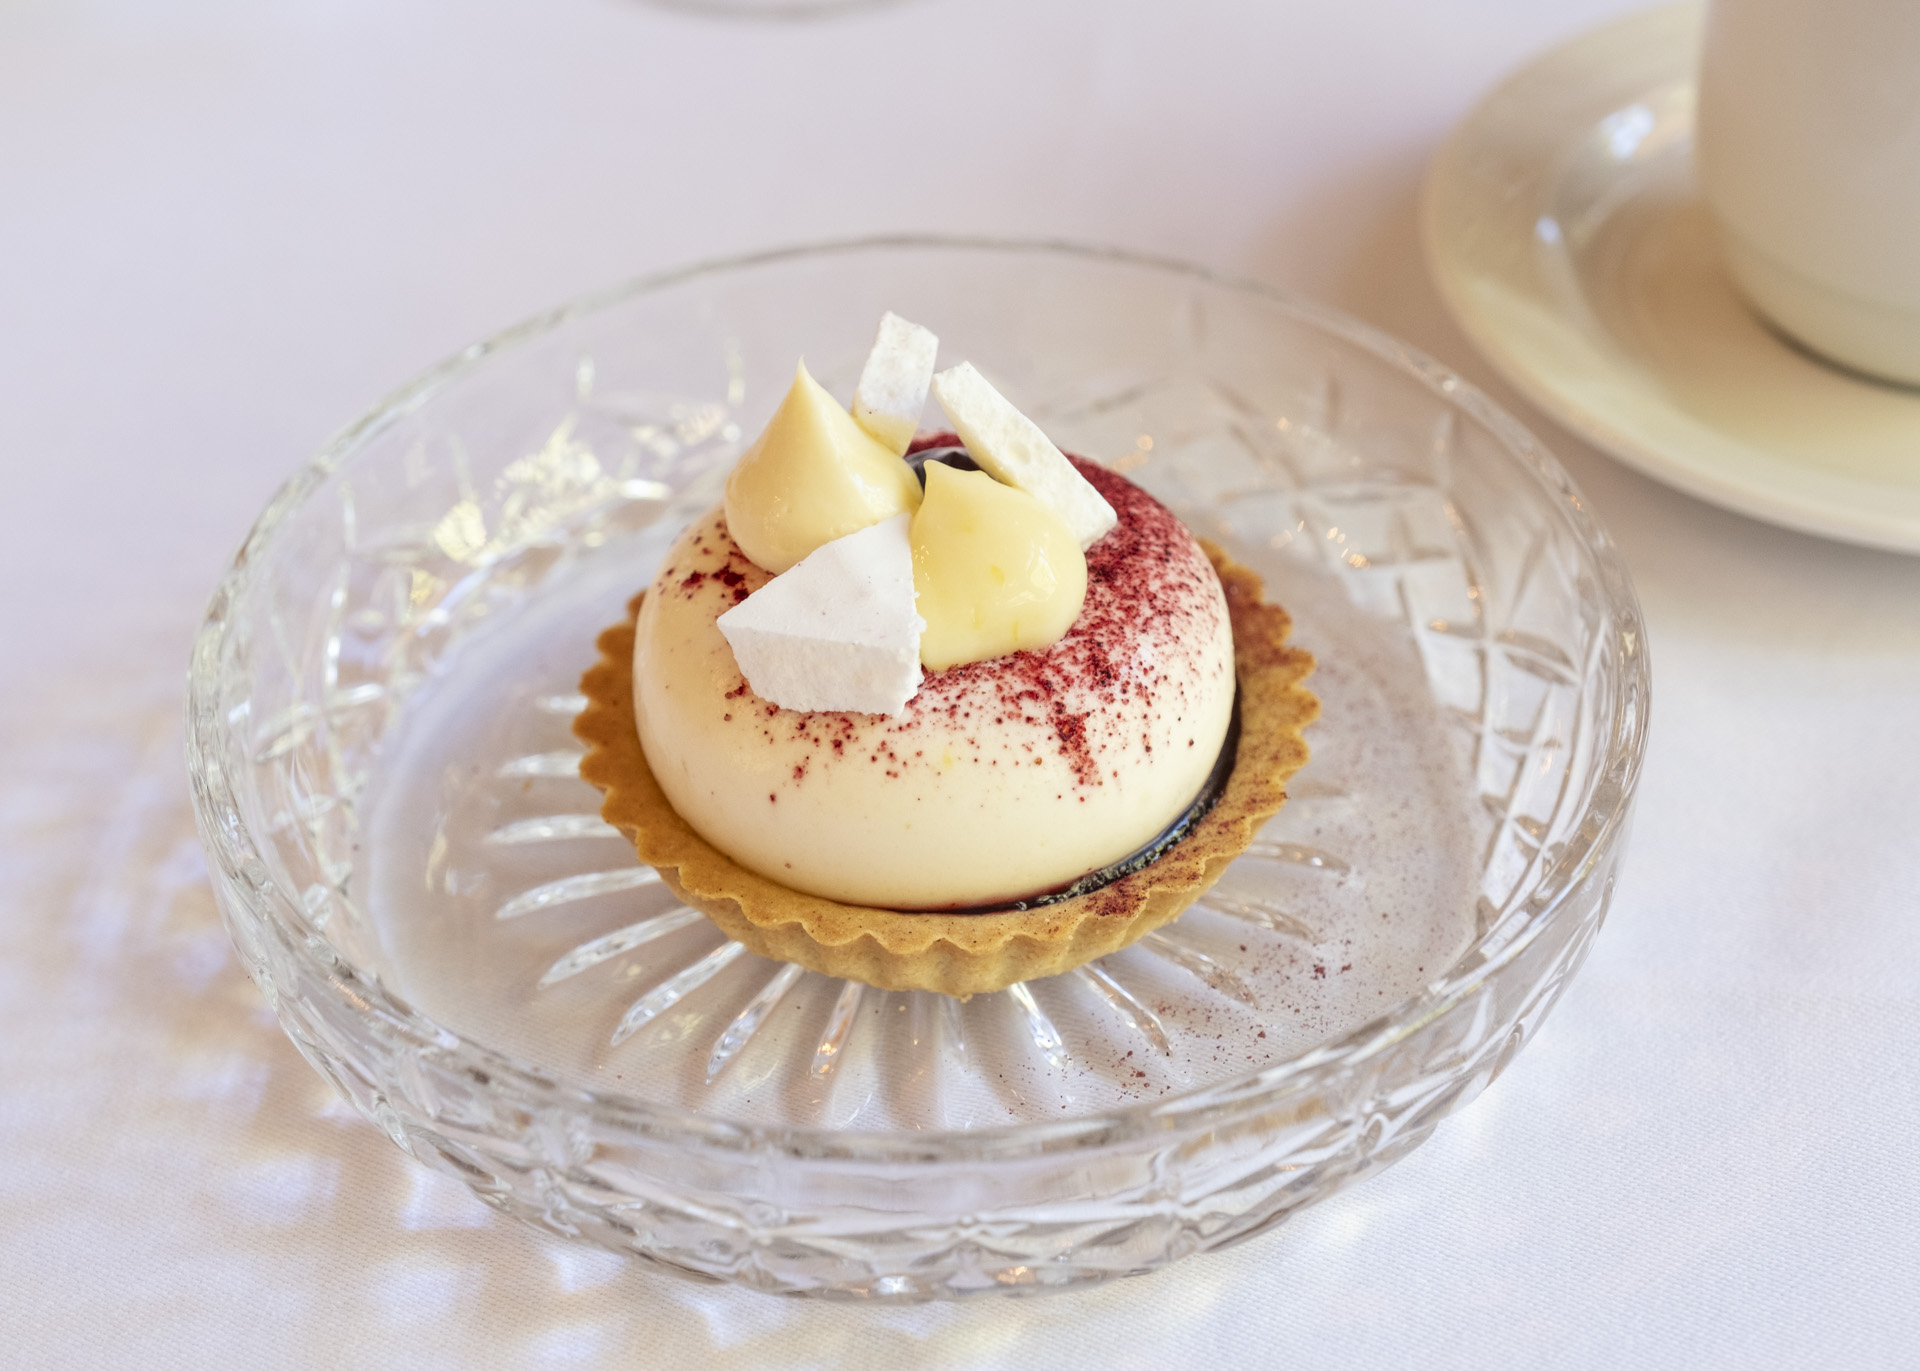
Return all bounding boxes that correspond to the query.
[187,233,1650,1163]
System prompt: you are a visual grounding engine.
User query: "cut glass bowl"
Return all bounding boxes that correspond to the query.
[186,238,1649,1299]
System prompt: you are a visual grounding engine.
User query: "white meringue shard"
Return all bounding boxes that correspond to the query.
[851,312,939,456]
[717,513,924,717]
[930,361,1118,549]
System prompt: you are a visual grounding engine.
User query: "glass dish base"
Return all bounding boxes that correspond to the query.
[364,516,1482,1129]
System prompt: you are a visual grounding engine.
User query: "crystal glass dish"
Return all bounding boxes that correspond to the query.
[187,238,1648,1299]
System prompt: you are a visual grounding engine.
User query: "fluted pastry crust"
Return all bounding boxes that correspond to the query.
[575,542,1316,997]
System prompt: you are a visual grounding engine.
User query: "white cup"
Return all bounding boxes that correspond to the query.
[1696,0,1920,386]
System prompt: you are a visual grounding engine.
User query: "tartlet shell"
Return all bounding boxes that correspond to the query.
[574,541,1317,997]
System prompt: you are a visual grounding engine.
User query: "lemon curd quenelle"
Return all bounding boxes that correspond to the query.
[576,313,1315,994]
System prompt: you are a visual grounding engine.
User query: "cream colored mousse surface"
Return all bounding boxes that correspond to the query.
[632,457,1235,910]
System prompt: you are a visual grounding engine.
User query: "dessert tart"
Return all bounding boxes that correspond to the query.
[576,315,1317,996]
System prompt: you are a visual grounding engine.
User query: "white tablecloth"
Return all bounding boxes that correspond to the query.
[5,1,1918,1365]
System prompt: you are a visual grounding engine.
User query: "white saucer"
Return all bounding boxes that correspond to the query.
[1423,1,1920,554]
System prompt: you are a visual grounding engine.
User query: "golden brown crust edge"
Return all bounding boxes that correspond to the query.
[573,540,1318,997]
